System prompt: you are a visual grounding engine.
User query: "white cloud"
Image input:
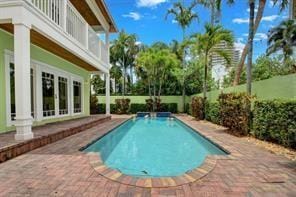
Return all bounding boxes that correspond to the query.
[136,0,167,8]
[256,33,268,40]
[261,15,279,22]
[172,19,178,24]
[122,12,142,21]
[247,8,258,13]
[243,33,267,41]
[269,0,275,8]
[233,14,279,24]
[135,41,142,45]
[282,15,288,19]
[232,18,249,24]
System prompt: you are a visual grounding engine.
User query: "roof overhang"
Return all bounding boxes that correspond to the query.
[70,0,117,33]
[95,0,118,33]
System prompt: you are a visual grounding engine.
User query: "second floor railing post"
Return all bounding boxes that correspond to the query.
[105,31,110,66]
[61,0,67,31]
[85,24,89,50]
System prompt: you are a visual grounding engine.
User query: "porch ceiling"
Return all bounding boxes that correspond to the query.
[0,24,99,71]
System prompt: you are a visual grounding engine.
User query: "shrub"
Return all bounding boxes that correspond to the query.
[218,93,251,136]
[253,100,296,149]
[97,103,116,114]
[90,95,99,114]
[205,101,220,125]
[130,104,147,114]
[115,99,130,114]
[97,103,106,114]
[191,96,205,120]
[154,98,161,112]
[145,99,153,112]
[159,103,178,113]
[110,104,116,114]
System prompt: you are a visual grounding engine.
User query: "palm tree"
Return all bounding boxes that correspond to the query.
[191,24,234,106]
[267,19,296,62]
[233,0,289,85]
[166,0,199,112]
[110,65,122,94]
[199,0,234,25]
[246,0,255,96]
[110,31,138,96]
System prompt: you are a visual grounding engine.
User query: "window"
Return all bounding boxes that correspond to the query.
[73,81,82,113]
[9,63,34,121]
[9,63,15,121]
[58,77,68,115]
[42,72,55,117]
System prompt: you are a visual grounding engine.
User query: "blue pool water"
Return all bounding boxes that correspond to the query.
[84,118,226,177]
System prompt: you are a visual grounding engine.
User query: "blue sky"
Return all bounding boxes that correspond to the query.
[105,0,289,59]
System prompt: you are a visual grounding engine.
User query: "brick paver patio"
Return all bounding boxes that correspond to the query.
[0,115,295,196]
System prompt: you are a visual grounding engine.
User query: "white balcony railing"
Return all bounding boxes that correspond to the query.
[88,26,100,58]
[29,0,108,66]
[100,40,108,65]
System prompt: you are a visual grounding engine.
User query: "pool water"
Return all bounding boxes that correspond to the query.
[84,118,226,177]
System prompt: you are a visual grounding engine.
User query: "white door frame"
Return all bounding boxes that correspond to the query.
[5,50,84,127]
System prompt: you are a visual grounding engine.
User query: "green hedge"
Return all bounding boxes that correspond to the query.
[96,103,178,114]
[253,100,296,149]
[129,103,178,114]
[130,104,147,114]
[205,102,220,125]
[160,103,178,113]
[97,104,116,114]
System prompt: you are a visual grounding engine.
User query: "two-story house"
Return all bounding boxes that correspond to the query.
[0,0,117,140]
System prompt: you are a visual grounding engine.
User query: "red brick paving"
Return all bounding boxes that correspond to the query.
[0,114,295,196]
[0,115,111,163]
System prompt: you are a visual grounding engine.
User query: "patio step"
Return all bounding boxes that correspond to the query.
[0,115,111,163]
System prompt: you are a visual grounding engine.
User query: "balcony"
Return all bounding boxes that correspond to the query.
[0,0,114,72]
[29,0,108,68]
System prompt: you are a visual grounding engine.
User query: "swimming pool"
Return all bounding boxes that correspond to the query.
[84,117,227,177]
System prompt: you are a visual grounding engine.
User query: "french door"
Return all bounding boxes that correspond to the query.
[41,68,70,118]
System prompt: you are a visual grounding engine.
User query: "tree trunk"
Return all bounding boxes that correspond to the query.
[122,67,126,97]
[210,0,215,25]
[181,28,186,112]
[158,83,162,100]
[153,66,156,112]
[246,0,255,133]
[203,53,208,100]
[233,0,266,86]
[130,66,133,85]
[148,78,152,99]
[247,0,255,96]
[182,87,185,113]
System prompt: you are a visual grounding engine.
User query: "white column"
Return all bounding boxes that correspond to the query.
[105,73,110,115]
[62,0,67,31]
[14,23,33,140]
[105,31,110,64]
[105,30,111,115]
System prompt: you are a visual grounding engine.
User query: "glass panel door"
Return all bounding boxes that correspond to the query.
[58,77,68,115]
[42,72,55,117]
[73,81,82,113]
[9,63,34,121]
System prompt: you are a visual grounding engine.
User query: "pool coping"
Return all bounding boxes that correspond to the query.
[84,116,236,188]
